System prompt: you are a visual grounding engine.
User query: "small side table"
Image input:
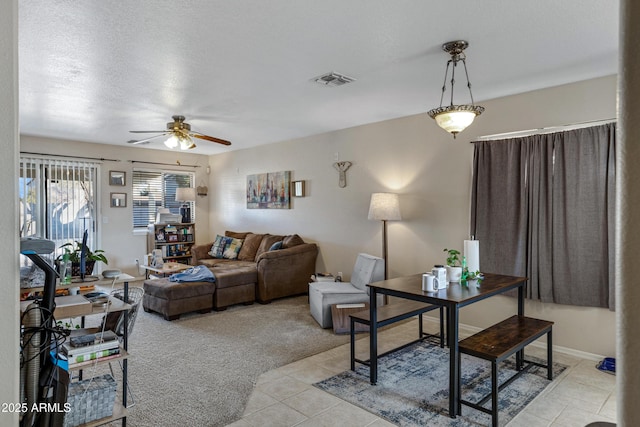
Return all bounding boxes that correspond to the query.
[330,303,370,334]
[141,262,190,279]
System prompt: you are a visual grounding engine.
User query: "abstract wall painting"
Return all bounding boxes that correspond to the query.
[246,171,291,209]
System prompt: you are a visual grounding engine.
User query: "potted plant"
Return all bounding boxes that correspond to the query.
[56,241,109,277]
[443,248,463,283]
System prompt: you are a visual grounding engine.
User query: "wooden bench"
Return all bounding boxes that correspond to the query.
[349,300,445,371]
[458,315,553,427]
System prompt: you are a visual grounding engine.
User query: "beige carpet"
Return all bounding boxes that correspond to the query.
[98,295,349,426]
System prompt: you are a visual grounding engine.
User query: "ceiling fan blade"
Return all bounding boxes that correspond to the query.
[129,130,167,133]
[192,133,232,146]
[127,133,168,144]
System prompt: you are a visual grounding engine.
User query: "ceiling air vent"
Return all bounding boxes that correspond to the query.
[311,72,356,87]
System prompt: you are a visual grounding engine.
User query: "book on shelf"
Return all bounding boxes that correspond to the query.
[66,352,123,369]
[64,347,121,364]
[62,337,119,356]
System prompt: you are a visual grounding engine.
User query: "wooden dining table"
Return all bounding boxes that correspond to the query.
[367,272,527,418]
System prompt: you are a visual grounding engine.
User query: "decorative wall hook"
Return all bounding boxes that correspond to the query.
[333,161,352,188]
[197,185,208,196]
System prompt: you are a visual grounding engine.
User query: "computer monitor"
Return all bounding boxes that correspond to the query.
[79,229,88,280]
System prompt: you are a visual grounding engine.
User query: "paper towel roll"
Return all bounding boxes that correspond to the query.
[464,240,480,272]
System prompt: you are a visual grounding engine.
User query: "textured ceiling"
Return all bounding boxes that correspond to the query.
[19,0,619,154]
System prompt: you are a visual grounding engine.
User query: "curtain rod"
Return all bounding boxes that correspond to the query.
[473,118,617,142]
[130,160,200,168]
[20,151,121,162]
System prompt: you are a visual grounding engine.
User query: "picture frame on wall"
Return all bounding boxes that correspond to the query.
[246,171,291,209]
[292,180,305,197]
[110,192,127,208]
[109,171,126,186]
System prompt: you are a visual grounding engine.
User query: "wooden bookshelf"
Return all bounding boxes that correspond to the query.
[148,223,195,265]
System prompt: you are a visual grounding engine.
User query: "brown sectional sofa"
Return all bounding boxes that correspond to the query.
[191,231,318,304]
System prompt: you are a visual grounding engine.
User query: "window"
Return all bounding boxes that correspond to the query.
[19,156,99,260]
[132,169,195,228]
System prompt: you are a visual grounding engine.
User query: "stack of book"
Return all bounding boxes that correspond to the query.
[61,331,120,365]
[312,273,336,282]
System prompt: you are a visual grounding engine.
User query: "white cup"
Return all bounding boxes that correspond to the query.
[422,273,438,292]
[432,266,447,288]
[69,287,80,295]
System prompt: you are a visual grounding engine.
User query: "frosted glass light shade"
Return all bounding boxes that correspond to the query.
[175,187,196,202]
[179,135,195,150]
[434,110,477,135]
[368,193,401,221]
[164,134,179,148]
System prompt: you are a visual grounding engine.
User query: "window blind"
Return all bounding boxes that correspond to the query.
[132,169,194,227]
[19,156,99,259]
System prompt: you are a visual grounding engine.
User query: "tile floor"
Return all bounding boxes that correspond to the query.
[228,319,617,427]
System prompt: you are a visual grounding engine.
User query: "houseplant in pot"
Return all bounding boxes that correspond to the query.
[443,248,463,283]
[57,241,109,277]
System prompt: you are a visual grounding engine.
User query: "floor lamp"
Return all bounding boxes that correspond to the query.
[368,193,401,281]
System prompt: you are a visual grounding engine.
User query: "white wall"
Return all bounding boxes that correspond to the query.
[208,75,617,357]
[19,136,211,278]
[618,0,640,423]
[0,1,19,424]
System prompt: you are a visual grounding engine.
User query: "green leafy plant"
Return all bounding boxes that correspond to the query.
[464,268,483,280]
[56,319,80,330]
[56,241,109,265]
[443,248,461,267]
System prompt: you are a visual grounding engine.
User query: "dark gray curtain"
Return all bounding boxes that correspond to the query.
[470,123,616,309]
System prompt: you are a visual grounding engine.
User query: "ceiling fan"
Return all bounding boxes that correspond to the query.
[128,115,231,150]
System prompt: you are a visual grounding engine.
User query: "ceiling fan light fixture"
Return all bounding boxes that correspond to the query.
[164,134,179,148]
[427,40,484,138]
[179,135,196,150]
[129,115,231,149]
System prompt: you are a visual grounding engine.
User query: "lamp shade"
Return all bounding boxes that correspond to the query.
[434,110,478,135]
[368,193,401,221]
[164,134,179,148]
[175,187,196,202]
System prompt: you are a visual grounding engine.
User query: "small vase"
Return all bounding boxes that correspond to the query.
[447,266,463,283]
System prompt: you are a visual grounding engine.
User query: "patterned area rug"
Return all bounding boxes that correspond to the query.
[314,340,566,426]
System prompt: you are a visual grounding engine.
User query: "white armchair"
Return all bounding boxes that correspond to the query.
[309,253,385,328]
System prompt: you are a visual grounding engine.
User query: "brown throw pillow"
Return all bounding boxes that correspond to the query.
[238,233,264,261]
[282,234,305,248]
[226,231,249,239]
[255,234,284,260]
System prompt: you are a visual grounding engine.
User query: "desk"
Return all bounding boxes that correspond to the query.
[20,273,136,318]
[20,273,135,426]
[367,272,526,418]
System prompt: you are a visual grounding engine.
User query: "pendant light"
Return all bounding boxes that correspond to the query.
[427,40,485,138]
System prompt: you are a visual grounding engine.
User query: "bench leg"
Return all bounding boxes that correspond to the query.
[457,347,462,415]
[418,313,423,338]
[350,318,356,371]
[491,362,498,427]
[548,329,553,380]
